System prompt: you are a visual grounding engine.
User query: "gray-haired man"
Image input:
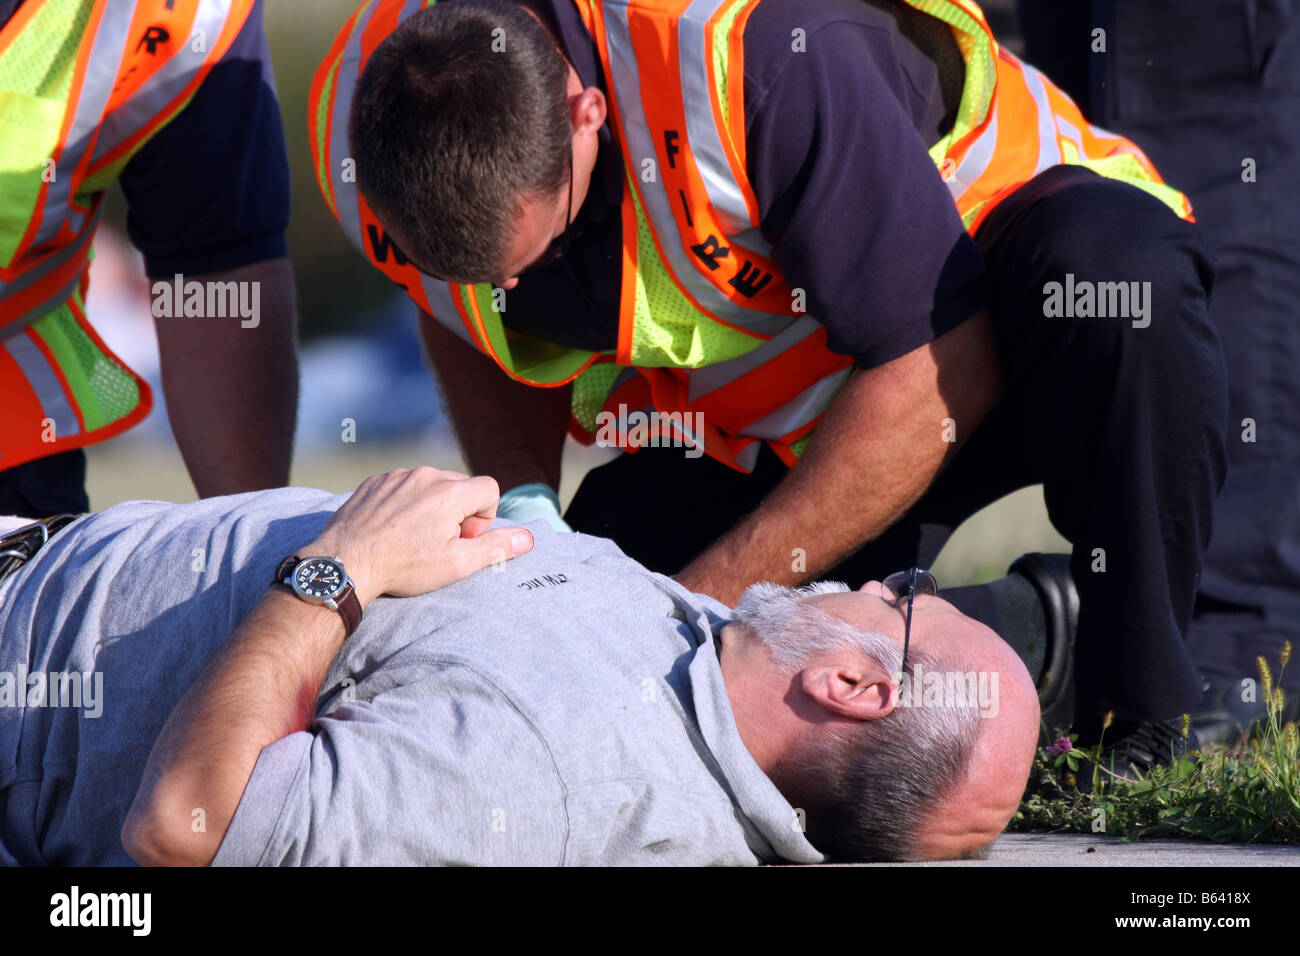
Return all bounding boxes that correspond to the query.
[0,469,1038,865]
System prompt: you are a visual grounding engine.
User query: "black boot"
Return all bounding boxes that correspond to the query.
[1071,715,1200,788]
[1008,553,1079,743]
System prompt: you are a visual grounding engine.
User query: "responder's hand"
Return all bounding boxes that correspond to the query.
[305,467,534,605]
[496,482,573,533]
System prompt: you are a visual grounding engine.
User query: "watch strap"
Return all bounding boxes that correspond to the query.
[272,554,300,587]
[333,581,363,638]
[271,553,363,638]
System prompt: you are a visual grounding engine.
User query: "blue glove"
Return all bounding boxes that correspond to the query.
[497,483,572,533]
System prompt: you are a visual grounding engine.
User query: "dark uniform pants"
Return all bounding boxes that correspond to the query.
[1019,0,1300,688]
[567,164,1229,725]
[0,449,90,519]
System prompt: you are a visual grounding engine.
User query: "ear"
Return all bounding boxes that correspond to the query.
[798,659,898,720]
[571,85,607,133]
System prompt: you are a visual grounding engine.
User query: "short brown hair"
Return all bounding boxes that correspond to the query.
[348,1,572,282]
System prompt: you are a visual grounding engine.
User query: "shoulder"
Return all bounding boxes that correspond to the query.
[741,0,906,96]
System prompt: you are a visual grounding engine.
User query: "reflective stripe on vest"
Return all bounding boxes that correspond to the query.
[915,0,1192,229]
[311,0,1193,474]
[0,0,255,467]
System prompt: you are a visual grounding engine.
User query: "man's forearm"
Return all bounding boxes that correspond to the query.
[676,311,1003,605]
[122,581,361,866]
[419,310,570,491]
[153,257,299,498]
[121,467,529,867]
[676,376,950,604]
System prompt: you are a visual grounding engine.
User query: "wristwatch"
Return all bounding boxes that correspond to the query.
[271,554,363,638]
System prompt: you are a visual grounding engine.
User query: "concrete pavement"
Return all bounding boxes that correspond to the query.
[851,833,1300,866]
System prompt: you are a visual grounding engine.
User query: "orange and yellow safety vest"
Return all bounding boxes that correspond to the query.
[0,0,255,469]
[311,0,1192,473]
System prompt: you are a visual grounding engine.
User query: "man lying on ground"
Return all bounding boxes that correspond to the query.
[0,468,1039,866]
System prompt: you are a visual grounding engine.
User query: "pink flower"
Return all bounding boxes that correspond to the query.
[1046,736,1073,756]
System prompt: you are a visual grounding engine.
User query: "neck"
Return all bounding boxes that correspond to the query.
[724,679,798,777]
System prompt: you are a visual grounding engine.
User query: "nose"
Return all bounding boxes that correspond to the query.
[859,580,894,601]
[500,277,520,291]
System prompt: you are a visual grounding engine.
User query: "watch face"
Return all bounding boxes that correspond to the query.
[292,557,346,601]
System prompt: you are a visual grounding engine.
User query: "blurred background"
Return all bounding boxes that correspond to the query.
[84,0,1064,585]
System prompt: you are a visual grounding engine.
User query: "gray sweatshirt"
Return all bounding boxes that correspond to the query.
[0,487,824,866]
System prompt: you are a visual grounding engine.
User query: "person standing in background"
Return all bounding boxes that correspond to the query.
[1018,0,1300,740]
[0,0,299,517]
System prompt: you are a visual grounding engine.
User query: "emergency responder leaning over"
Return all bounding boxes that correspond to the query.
[0,0,297,517]
[312,0,1229,774]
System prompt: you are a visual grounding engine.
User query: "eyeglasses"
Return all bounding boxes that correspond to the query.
[880,568,938,689]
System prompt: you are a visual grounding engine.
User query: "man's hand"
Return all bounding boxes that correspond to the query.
[675,310,1003,605]
[121,468,533,866]
[308,467,537,604]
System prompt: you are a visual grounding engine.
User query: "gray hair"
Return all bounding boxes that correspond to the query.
[731,582,982,861]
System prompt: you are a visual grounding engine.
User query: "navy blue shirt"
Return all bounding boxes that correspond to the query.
[0,0,290,279]
[506,0,986,370]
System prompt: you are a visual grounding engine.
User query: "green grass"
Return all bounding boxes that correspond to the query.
[1011,644,1300,845]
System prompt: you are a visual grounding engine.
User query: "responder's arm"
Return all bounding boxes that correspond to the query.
[675,309,1003,606]
[124,1,295,497]
[152,257,298,497]
[419,309,571,493]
